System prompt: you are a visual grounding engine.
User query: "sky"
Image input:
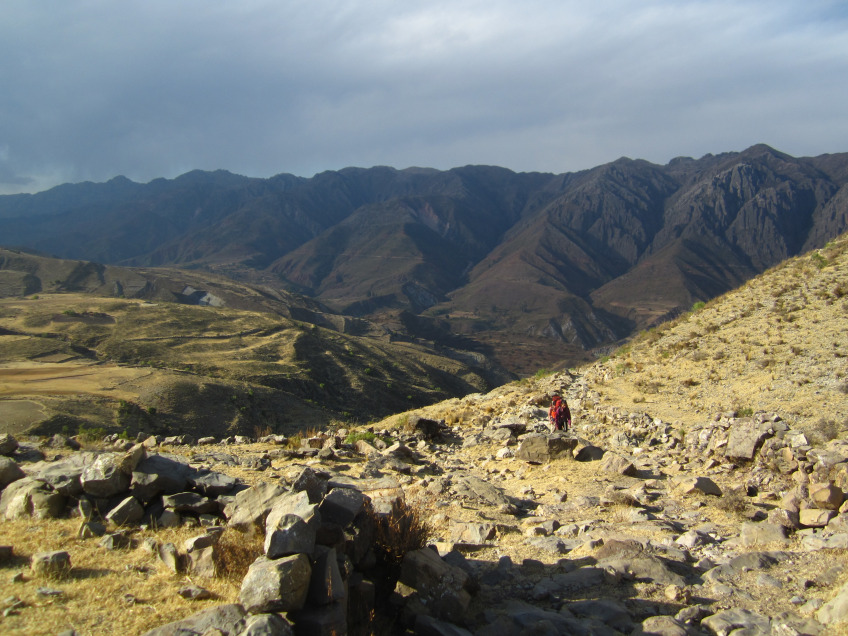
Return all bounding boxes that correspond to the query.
[2,1,847,195]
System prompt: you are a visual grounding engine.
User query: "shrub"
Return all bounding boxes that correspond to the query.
[77,424,107,442]
[371,499,431,570]
[691,301,706,312]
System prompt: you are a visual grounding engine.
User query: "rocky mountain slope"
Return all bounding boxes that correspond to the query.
[1,232,848,634]
[0,256,506,437]
[1,145,846,373]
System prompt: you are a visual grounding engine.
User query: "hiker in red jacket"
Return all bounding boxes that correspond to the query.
[548,395,572,431]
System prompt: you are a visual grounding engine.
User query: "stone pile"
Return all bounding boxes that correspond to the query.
[0,436,242,532]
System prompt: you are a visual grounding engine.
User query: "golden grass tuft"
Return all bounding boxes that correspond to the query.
[213,528,265,583]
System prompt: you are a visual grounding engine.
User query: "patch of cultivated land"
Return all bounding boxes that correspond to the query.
[1,235,848,634]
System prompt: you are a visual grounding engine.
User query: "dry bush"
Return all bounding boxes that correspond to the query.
[371,498,432,569]
[711,491,749,517]
[214,528,265,582]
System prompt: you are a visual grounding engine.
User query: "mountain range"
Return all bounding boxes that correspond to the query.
[2,143,847,374]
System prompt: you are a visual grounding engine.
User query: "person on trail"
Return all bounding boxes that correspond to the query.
[548,395,572,431]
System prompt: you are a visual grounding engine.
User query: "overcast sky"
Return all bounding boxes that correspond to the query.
[1,1,847,195]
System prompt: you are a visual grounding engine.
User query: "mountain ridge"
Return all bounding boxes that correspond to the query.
[1,144,847,373]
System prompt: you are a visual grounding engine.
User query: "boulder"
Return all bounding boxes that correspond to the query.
[810,482,845,510]
[240,613,295,636]
[31,550,71,576]
[188,469,238,497]
[516,434,578,464]
[307,547,346,606]
[0,477,65,520]
[225,481,288,530]
[131,454,194,501]
[264,491,320,558]
[319,487,369,527]
[398,547,472,623]
[725,420,773,460]
[0,433,19,456]
[291,466,329,504]
[599,452,639,477]
[80,453,131,498]
[105,496,145,526]
[140,603,246,636]
[0,456,25,489]
[162,492,217,515]
[800,508,836,527]
[239,554,312,613]
[671,476,722,497]
[739,522,788,546]
[701,608,771,635]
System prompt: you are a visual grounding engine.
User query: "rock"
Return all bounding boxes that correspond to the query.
[671,476,722,497]
[810,483,845,510]
[291,466,329,503]
[319,487,368,527]
[131,454,194,501]
[633,615,689,636]
[701,608,772,635]
[225,482,288,530]
[99,532,131,550]
[264,491,320,558]
[30,550,71,576]
[516,433,578,464]
[307,547,346,605]
[290,601,347,636]
[449,521,496,545]
[414,615,474,636]
[0,433,19,456]
[239,554,312,613]
[184,531,221,554]
[187,545,217,578]
[800,509,836,527]
[725,420,773,460]
[157,542,181,573]
[599,452,638,477]
[105,496,145,526]
[398,547,472,623]
[161,491,217,515]
[80,453,131,498]
[140,603,246,636]
[0,477,65,520]
[768,508,801,529]
[240,613,295,636]
[189,469,239,497]
[0,456,25,489]
[739,522,788,546]
[818,578,848,626]
[177,585,211,600]
[567,598,635,632]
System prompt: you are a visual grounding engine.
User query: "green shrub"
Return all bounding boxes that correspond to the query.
[691,301,706,312]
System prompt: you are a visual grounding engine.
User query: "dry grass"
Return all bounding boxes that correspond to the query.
[0,519,244,636]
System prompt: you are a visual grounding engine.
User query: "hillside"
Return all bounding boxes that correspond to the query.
[0,289,497,440]
[2,145,847,374]
[2,232,848,635]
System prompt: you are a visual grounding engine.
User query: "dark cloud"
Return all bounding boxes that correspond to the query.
[1,1,847,194]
